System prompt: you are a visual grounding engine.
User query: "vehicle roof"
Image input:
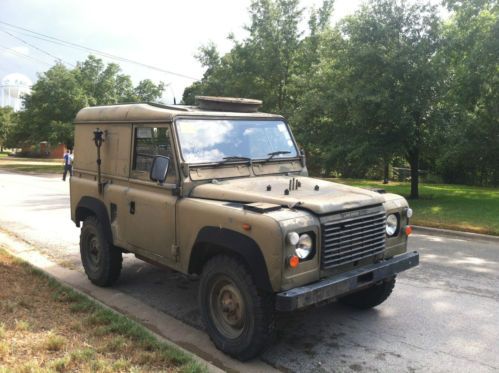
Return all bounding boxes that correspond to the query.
[74,103,282,123]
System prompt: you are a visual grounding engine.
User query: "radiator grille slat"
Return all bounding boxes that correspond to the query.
[321,210,386,269]
[324,224,386,242]
[323,236,386,259]
[323,215,386,230]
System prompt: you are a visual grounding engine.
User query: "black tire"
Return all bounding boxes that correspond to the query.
[339,276,396,309]
[80,216,122,287]
[198,255,275,361]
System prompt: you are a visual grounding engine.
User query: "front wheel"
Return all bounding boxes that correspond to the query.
[198,255,275,360]
[80,216,122,287]
[339,276,396,309]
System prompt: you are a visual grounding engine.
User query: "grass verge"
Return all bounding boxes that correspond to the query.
[0,163,63,173]
[0,157,62,174]
[332,178,499,236]
[0,247,206,373]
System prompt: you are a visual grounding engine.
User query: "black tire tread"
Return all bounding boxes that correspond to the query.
[80,216,122,287]
[340,276,396,309]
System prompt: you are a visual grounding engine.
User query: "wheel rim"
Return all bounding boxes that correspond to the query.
[209,275,246,339]
[84,233,101,272]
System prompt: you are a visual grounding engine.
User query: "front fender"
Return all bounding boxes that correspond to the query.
[189,227,272,292]
[75,196,113,245]
[176,198,284,291]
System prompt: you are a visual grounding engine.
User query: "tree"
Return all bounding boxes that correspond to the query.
[182,0,335,175]
[133,79,166,102]
[437,0,499,186]
[21,63,88,148]
[0,106,18,151]
[183,0,306,114]
[307,0,443,197]
[12,55,165,148]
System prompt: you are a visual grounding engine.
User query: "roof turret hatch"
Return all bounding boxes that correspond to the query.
[195,96,262,113]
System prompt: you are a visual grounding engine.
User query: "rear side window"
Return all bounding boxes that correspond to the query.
[132,126,176,181]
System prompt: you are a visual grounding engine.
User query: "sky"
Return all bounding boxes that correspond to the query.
[0,0,366,104]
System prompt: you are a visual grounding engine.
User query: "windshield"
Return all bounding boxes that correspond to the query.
[176,119,298,163]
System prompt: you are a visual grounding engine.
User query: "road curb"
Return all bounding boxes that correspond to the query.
[0,230,278,373]
[413,225,499,243]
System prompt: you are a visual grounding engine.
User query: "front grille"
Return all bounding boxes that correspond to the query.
[321,210,386,269]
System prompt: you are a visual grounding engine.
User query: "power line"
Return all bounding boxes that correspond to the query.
[1,29,75,67]
[0,20,199,81]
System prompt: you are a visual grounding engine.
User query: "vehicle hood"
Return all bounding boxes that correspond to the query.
[190,176,386,215]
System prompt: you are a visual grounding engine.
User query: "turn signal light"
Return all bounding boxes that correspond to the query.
[288,255,299,268]
[405,225,413,236]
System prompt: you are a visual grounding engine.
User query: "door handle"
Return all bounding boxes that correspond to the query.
[129,201,135,214]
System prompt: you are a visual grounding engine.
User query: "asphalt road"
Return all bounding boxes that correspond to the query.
[1,170,498,372]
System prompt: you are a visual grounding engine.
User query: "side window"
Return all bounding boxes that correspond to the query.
[132,126,176,182]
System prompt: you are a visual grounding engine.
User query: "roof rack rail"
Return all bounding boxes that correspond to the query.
[147,102,190,111]
[195,96,262,113]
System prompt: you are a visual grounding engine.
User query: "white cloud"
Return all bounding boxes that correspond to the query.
[2,45,30,57]
[11,46,30,55]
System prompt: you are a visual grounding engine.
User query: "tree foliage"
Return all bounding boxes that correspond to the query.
[183,0,309,114]
[437,0,499,186]
[183,0,499,192]
[0,106,18,150]
[10,55,164,148]
[320,0,443,197]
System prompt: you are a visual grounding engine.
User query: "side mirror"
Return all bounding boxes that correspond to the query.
[150,156,170,183]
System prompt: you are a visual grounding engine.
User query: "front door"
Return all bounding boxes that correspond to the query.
[125,124,178,261]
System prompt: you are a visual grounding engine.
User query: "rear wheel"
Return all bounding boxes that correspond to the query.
[80,216,122,287]
[199,255,275,360]
[339,276,396,309]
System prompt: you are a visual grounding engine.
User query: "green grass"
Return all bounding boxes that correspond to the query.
[331,179,499,236]
[0,156,61,162]
[0,247,207,373]
[0,156,62,173]
[0,163,62,173]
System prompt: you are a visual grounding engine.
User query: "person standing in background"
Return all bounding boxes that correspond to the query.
[62,149,73,181]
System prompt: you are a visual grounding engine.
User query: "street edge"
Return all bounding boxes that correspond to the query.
[412,225,499,243]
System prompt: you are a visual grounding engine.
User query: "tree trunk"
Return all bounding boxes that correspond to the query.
[408,149,419,199]
[383,159,389,184]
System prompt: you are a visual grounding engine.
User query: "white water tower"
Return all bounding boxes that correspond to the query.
[0,73,32,112]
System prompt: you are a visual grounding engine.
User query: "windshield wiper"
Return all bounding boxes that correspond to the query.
[265,151,291,161]
[218,156,252,165]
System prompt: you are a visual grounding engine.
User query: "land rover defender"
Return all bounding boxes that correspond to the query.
[70,96,419,360]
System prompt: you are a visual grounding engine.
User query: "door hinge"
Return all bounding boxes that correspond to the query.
[171,244,180,262]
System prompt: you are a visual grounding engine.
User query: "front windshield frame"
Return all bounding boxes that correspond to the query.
[173,116,300,165]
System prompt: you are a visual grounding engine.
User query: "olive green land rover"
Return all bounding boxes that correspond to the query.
[70,96,419,360]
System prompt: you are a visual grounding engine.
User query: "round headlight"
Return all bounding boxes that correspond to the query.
[386,214,399,236]
[287,232,300,245]
[406,208,413,218]
[295,234,313,259]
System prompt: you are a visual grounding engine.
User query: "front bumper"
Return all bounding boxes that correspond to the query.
[275,251,419,311]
